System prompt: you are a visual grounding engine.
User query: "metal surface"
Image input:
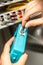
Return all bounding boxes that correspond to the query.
[26,25,43,53]
[0,0,24,7]
[26,51,43,65]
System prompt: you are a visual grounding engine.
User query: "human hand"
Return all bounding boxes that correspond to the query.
[20,0,43,27]
[1,37,28,65]
[0,57,1,65]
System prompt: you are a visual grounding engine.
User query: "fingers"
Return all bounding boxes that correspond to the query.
[25,17,43,28]
[19,0,36,11]
[22,10,41,26]
[25,0,42,13]
[13,53,28,65]
[19,1,35,11]
[22,0,42,27]
[17,53,28,65]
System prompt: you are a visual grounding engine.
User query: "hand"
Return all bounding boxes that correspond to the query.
[1,37,28,65]
[20,0,43,27]
[0,58,1,65]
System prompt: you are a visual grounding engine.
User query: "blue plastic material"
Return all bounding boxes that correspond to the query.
[10,24,28,63]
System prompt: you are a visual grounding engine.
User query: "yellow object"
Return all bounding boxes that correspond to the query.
[6,0,31,11]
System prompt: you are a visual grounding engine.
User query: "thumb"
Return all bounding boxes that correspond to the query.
[18,53,28,65]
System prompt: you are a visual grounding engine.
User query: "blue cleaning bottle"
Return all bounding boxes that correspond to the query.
[10,24,28,63]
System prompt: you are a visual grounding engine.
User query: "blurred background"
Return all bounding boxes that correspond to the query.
[0,0,43,65]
